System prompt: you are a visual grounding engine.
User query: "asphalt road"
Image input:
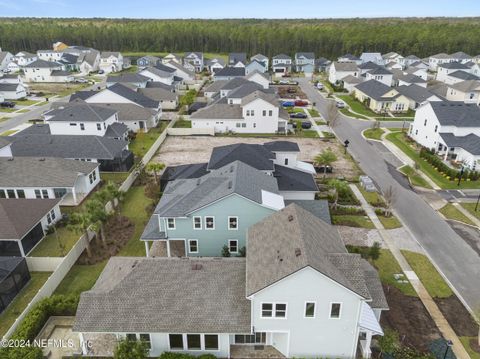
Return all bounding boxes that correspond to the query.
[298,78,480,313]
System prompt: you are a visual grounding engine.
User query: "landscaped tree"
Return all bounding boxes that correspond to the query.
[147,162,166,184]
[67,211,93,257]
[328,179,349,210]
[325,101,339,128]
[377,328,400,356]
[221,245,231,257]
[114,338,149,359]
[314,147,338,178]
[383,186,396,218]
[86,199,109,247]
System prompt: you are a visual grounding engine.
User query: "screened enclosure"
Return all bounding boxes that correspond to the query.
[0,257,31,314]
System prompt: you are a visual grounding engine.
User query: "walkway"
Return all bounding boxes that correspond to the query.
[350,184,471,359]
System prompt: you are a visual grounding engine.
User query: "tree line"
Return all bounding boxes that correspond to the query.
[1,17,480,59]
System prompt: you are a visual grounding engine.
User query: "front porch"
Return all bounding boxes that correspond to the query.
[59,191,88,206]
[148,239,186,257]
[230,345,285,359]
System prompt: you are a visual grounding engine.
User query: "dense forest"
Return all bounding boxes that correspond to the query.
[1,18,480,58]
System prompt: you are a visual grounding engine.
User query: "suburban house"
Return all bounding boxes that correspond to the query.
[328,61,359,85]
[358,61,381,75]
[342,75,363,93]
[338,54,362,65]
[360,52,384,65]
[245,60,267,75]
[0,82,27,100]
[0,51,14,71]
[23,59,73,83]
[405,66,428,81]
[228,53,247,67]
[163,61,196,82]
[316,57,331,72]
[162,53,182,65]
[428,53,454,71]
[365,67,393,87]
[436,62,471,83]
[139,65,175,85]
[395,85,442,109]
[450,51,472,64]
[13,51,37,66]
[245,70,270,89]
[213,67,246,81]
[138,87,179,110]
[77,50,101,74]
[0,198,62,257]
[443,70,480,85]
[250,54,269,70]
[99,52,124,73]
[74,204,386,359]
[0,157,100,206]
[444,80,480,104]
[353,79,410,113]
[184,52,204,72]
[402,55,421,68]
[106,73,151,88]
[294,52,315,72]
[36,49,63,62]
[137,56,162,68]
[395,73,427,88]
[409,101,480,170]
[382,51,403,64]
[271,54,292,75]
[385,61,403,71]
[206,58,226,73]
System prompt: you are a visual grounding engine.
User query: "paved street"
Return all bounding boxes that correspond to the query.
[297,78,480,313]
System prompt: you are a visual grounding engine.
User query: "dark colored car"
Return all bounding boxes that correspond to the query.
[294,100,309,107]
[315,165,333,173]
[282,101,295,107]
[290,112,307,119]
[301,121,312,129]
[287,87,296,94]
[0,101,15,108]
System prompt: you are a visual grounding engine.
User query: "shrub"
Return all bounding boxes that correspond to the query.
[330,206,365,216]
[346,242,381,261]
[114,338,149,359]
[221,245,231,257]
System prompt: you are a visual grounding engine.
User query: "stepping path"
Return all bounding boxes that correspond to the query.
[350,184,471,359]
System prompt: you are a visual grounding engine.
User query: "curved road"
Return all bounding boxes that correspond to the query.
[298,78,480,313]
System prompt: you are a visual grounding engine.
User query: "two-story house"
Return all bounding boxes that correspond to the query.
[99,52,124,73]
[365,67,393,87]
[23,59,73,83]
[294,52,315,72]
[139,65,176,85]
[328,61,359,85]
[271,54,292,75]
[137,56,162,69]
[250,54,269,70]
[184,52,204,72]
[228,53,247,67]
[436,62,471,83]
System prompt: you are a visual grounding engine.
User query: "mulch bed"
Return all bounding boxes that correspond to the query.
[77,215,135,265]
[380,284,441,352]
[469,338,480,353]
[434,295,479,337]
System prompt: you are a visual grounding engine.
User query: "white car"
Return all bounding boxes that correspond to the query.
[335,100,345,109]
[316,82,324,90]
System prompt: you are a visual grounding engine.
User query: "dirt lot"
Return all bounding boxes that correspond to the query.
[435,295,479,337]
[153,136,360,180]
[276,85,307,99]
[381,285,441,352]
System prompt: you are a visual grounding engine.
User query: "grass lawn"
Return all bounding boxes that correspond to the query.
[339,108,370,120]
[298,130,319,138]
[129,122,168,158]
[315,119,326,125]
[35,101,48,106]
[337,95,377,117]
[0,129,16,136]
[14,99,39,106]
[401,250,453,298]
[321,131,335,138]
[331,214,375,229]
[308,108,320,117]
[173,119,192,128]
[373,249,417,296]
[439,204,476,226]
[363,128,385,140]
[101,172,129,186]
[0,272,52,337]
[378,214,402,229]
[287,107,306,114]
[29,226,80,257]
[55,261,107,296]
[319,80,335,94]
[0,108,16,113]
[357,184,386,207]
[460,337,480,359]
[398,165,432,188]
[386,131,480,189]
[461,203,480,221]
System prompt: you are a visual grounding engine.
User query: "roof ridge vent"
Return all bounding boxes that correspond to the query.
[295,248,302,257]
[227,180,232,189]
[288,214,294,222]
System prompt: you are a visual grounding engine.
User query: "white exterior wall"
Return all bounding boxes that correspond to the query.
[139,69,174,85]
[247,73,270,89]
[47,113,117,136]
[328,67,358,84]
[37,51,63,61]
[279,191,316,200]
[86,90,138,105]
[436,67,470,83]
[242,99,280,133]
[366,73,392,87]
[409,103,442,149]
[0,144,12,157]
[272,152,298,167]
[39,204,62,230]
[75,167,101,194]
[0,84,27,99]
[250,267,363,358]
[446,88,480,104]
[159,99,178,110]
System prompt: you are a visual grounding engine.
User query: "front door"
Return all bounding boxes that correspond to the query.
[139,121,145,130]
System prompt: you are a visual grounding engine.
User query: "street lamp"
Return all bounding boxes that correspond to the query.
[344,139,350,154]
[443,339,453,359]
[475,191,480,212]
[457,166,465,187]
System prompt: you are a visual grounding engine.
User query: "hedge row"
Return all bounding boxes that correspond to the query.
[419,148,480,181]
[159,353,217,359]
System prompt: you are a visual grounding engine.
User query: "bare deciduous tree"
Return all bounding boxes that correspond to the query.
[383,186,396,218]
[326,101,339,128]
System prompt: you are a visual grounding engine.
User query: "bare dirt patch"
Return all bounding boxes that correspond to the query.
[77,215,135,265]
[434,295,479,337]
[153,136,360,180]
[276,85,307,99]
[381,285,441,352]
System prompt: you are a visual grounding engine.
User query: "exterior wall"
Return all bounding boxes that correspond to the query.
[365,73,392,87]
[247,74,269,89]
[146,333,230,357]
[436,66,470,83]
[445,88,480,104]
[250,267,363,358]
[161,194,275,257]
[328,67,358,84]
[86,90,138,105]
[47,114,117,136]
[409,103,441,149]
[23,68,57,82]
[75,167,101,194]
[0,144,12,157]
[39,204,62,230]
[159,99,178,110]
[245,62,266,75]
[279,191,316,200]
[139,70,174,85]
[0,84,27,99]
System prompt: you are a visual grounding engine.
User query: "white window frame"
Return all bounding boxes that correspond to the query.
[204,216,215,230]
[261,302,287,319]
[186,334,202,351]
[167,218,176,230]
[329,302,342,319]
[228,216,238,230]
[228,239,238,254]
[304,301,316,318]
[275,302,288,319]
[188,239,199,254]
[168,333,184,351]
[192,216,202,230]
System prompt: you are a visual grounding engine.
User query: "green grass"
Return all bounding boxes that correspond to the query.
[331,214,375,229]
[100,172,129,186]
[55,261,107,296]
[337,95,378,117]
[373,249,417,297]
[34,101,48,106]
[287,107,306,114]
[363,128,385,140]
[315,119,326,125]
[29,226,80,257]
[401,250,454,298]
[319,80,335,94]
[0,108,16,113]
[173,119,192,128]
[339,108,370,120]
[129,122,168,158]
[461,203,480,222]
[357,184,386,207]
[398,165,432,189]
[13,99,38,106]
[0,272,52,337]
[299,130,319,138]
[460,337,480,359]
[0,129,16,136]
[378,214,403,229]
[308,108,320,117]
[439,204,476,226]
[386,131,480,189]
[16,109,30,113]
[321,131,335,138]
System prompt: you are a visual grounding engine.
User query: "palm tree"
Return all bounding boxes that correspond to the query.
[86,199,109,247]
[68,211,93,257]
[147,162,166,184]
[314,148,338,178]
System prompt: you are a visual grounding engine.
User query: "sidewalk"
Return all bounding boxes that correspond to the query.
[350,184,471,359]
[453,203,480,228]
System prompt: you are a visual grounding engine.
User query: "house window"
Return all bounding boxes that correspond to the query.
[204,335,219,350]
[42,189,49,198]
[261,303,273,317]
[253,123,256,128]
[169,334,184,350]
[228,216,238,230]
[424,119,427,126]
[229,240,238,254]
[262,110,266,116]
[97,123,102,131]
[140,334,151,349]
[0,190,5,198]
[35,189,42,199]
[50,209,56,221]
[16,190,25,198]
[205,216,215,229]
[284,158,289,165]
[275,303,287,318]
[246,110,251,116]
[305,302,316,318]
[193,216,202,229]
[7,189,15,198]
[241,123,246,128]
[269,110,272,116]
[236,123,241,128]
[126,334,137,341]
[235,333,266,344]
[330,303,342,319]
[69,123,77,126]
[92,171,97,181]
[167,218,175,229]
[434,125,438,133]
[80,123,85,131]
[89,173,94,184]
[187,334,201,350]
[47,213,52,225]
[189,239,199,253]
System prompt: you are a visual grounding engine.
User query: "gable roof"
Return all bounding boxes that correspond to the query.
[296,52,315,59]
[273,164,318,192]
[0,198,61,240]
[106,83,159,108]
[438,61,469,70]
[367,67,392,75]
[0,157,98,187]
[0,83,22,92]
[73,257,250,334]
[358,61,381,70]
[229,52,247,64]
[263,141,299,152]
[354,79,394,100]
[214,67,246,78]
[396,73,426,84]
[190,103,243,120]
[448,80,480,93]
[89,103,155,122]
[45,103,117,122]
[448,70,480,81]
[439,133,480,155]
[106,73,150,84]
[24,59,62,68]
[100,51,120,58]
[138,87,178,101]
[208,143,275,171]
[333,61,359,72]
[284,199,331,224]
[430,101,480,127]
[273,53,291,60]
[241,90,278,107]
[395,84,438,103]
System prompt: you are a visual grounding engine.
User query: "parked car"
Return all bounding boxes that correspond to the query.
[279,80,289,85]
[295,100,309,107]
[0,101,15,108]
[290,112,307,119]
[315,165,333,173]
[282,101,295,107]
[335,100,345,108]
[301,121,312,129]
[98,70,105,74]
[74,78,88,83]
[316,82,324,90]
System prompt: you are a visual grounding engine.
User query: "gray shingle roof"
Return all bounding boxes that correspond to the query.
[438,62,469,70]
[46,103,117,122]
[0,157,98,187]
[395,85,438,103]
[273,54,291,60]
[104,122,128,138]
[273,164,318,192]
[214,67,246,78]
[396,73,426,84]
[138,87,178,101]
[145,81,175,91]
[229,53,247,64]
[100,51,120,58]
[89,103,155,123]
[73,257,250,333]
[367,67,392,75]
[246,204,375,300]
[0,198,61,239]
[204,80,229,93]
[439,133,480,155]
[430,101,480,127]
[106,73,151,84]
[263,141,299,152]
[0,137,10,149]
[25,59,62,68]
[107,83,159,109]
[448,70,480,81]
[51,70,71,77]
[296,52,315,59]
[155,160,279,217]
[354,79,394,101]
[342,75,362,84]
[449,80,480,93]
[284,200,331,224]
[358,61,381,70]
[190,103,243,120]
[333,61,359,72]
[208,143,275,171]
[0,83,21,92]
